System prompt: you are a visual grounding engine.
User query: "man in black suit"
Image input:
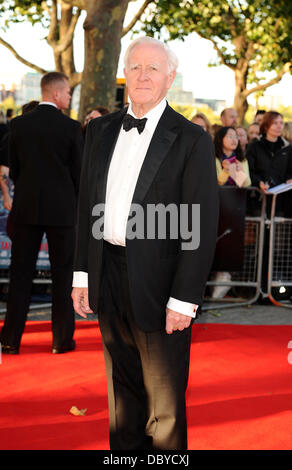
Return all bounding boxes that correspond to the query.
[72,37,219,450]
[0,72,83,354]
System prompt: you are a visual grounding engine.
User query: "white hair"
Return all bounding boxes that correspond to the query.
[124,36,179,74]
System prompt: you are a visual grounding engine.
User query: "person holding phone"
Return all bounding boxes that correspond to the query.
[214,126,251,187]
[211,126,251,299]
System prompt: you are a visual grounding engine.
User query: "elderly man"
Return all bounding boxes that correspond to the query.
[220,107,238,127]
[72,37,219,450]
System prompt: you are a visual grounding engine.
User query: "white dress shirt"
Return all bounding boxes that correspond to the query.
[73,98,197,318]
[39,101,58,108]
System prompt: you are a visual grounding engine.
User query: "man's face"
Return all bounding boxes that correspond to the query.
[222,109,238,127]
[124,43,176,113]
[55,80,71,110]
[255,113,264,126]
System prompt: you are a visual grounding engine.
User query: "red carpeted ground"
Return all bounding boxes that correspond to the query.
[0,320,292,450]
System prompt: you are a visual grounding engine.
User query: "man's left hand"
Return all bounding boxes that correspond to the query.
[165,308,192,334]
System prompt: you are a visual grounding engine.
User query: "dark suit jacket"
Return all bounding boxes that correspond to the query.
[74,104,219,332]
[9,104,84,226]
[246,135,292,187]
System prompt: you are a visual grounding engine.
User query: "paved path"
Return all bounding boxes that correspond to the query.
[198,303,292,325]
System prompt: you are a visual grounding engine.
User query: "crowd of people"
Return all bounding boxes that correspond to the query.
[0,36,291,452]
[2,104,292,206]
[192,107,292,299]
[192,107,292,197]
[0,88,292,311]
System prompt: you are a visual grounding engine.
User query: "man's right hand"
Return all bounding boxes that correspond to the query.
[71,287,93,318]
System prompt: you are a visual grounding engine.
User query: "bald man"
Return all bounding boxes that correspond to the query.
[220,107,238,127]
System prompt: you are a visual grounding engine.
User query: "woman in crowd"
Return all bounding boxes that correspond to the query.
[211,127,251,299]
[214,126,251,188]
[247,122,260,143]
[236,126,249,155]
[82,106,110,134]
[246,112,292,298]
[246,111,292,195]
[191,112,212,134]
[283,121,292,145]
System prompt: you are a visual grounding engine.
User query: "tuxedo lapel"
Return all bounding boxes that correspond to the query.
[94,109,127,202]
[131,105,179,205]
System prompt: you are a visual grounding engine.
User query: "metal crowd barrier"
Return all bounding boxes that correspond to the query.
[0,270,52,314]
[0,186,291,315]
[267,192,292,309]
[203,186,292,311]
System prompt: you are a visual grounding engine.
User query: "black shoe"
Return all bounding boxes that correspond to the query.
[52,340,75,354]
[1,344,19,355]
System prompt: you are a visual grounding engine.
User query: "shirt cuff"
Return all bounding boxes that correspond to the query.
[72,274,198,319]
[72,271,88,288]
[166,297,198,318]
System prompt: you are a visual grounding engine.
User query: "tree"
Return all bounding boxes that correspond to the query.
[0,0,154,120]
[63,0,153,120]
[142,0,292,123]
[0,0,82,108]
[68,0,130,121]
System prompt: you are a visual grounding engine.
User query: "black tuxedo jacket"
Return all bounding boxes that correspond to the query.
[9,104,84,226]
[74,104,219,331]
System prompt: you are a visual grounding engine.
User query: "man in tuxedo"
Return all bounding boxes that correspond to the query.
[72,37,219,450]
[0,72,83,354]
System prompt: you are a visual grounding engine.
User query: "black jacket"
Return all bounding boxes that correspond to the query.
[9,104,84,226]
[0,123,9,142]
[74,104,219,332]
[246,135,292,187]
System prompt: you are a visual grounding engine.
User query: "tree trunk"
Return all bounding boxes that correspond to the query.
[59,2,80,115]
[48,1,81,116]
[60,4,75,79]
[78,0,129,123]
[233,66,249,125]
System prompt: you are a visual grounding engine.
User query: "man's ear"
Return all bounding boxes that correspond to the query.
[51,88,59,102]
[123,67,128,81]
[167,70,176,90]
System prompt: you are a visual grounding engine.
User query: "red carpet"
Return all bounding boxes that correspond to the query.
[0,320,292,450]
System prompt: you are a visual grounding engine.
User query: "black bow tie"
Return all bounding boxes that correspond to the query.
[123,113,147,134]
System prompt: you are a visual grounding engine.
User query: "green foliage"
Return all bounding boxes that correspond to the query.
[170,102,221,124]
[278,105,292,122]
[0,96,21,115]
[169,101,292,127]
[244,104,292,125]
[244,105,257,126]
[143,0,292,78]
[0,0,48,29]
[169,102,196,120]
[195,105,221,125]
